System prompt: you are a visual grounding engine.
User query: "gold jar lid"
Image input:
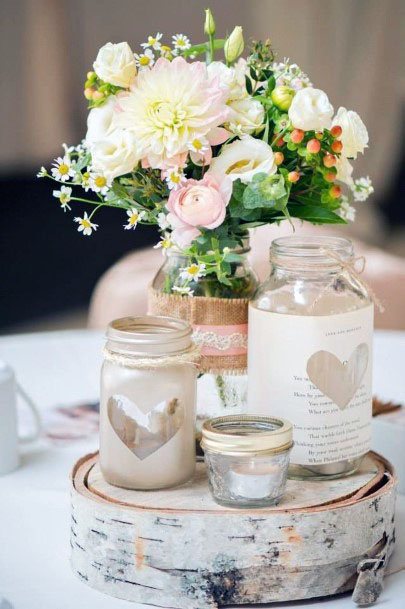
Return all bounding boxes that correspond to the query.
[201,415,293,456]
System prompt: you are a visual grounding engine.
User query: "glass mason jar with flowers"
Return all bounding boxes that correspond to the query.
[38,9,373,426]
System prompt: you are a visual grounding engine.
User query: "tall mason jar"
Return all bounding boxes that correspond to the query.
[100,316,197,490]
[248,236,373,480]
[152,242,258,428]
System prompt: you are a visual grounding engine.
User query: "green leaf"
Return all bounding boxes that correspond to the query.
[232,179,245,202]
[288,203,346,224]
[243,173,287,210]
[266,75,276,92]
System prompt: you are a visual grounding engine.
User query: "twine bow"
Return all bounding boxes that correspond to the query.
[308,248,385,313]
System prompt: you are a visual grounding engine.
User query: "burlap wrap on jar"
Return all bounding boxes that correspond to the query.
[148,287,249,375]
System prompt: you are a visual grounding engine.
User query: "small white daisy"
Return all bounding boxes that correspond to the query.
[89,172,111,195]
[124,208,146,230]
[187,137,209,155]
[179,263,206,282]
[338,196,356,222]
[172,285,194,297]
[154,234,173,250]
[37,166,47,178]
[74,212,98,236]
[51,156,75,182]
[164,167,186,190]
[351,176,374,202]
[53,185,72,212]
[141,33,162,51]
[172,34,191,52]
[157,212,170,231]
[134,49,155,70]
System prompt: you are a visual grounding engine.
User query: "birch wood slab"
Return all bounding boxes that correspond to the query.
[70,451,396,609]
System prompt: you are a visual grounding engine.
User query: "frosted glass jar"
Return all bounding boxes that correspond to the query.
[248,236,373,480]
[100,316,198,490]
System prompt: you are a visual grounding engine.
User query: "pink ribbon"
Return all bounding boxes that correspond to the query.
[192,323,248,356]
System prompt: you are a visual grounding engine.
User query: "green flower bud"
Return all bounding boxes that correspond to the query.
[204,8,216,36]
[224,26,244,64]
[270,86,295,111]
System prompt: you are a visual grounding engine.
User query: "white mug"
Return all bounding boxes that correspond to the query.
[0,361,42,475]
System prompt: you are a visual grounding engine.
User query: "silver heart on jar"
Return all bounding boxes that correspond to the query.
[306,343,369,410]
[107,394,184,460]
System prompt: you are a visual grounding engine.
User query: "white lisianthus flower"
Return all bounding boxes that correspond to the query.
[93,42,137,88]
[228,97,264,135]
[209,135,277,184]
[90,130,140,181]
[332,107,369,159]
[335,156,354,186]
[288,87,334,131]
[85,96,119,146]
[208,59,263,134]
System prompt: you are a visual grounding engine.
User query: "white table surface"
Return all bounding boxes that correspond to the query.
[0,329,404,609]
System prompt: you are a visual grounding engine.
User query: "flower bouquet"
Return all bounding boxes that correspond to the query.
[39,9,373,420]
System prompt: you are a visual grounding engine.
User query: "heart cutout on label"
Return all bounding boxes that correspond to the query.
[107,394,184,460]
[306,343,369,410]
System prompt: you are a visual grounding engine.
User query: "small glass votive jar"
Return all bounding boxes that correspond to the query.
[201,415,293,508]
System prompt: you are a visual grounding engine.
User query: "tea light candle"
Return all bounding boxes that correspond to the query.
[227,461,283,500]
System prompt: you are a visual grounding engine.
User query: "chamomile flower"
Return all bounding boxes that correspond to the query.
[154,234,173,250]
[51,155,75,182]
[89,171,111,195]
[53,185,72,212]
[141,33,162,51]
[157,212,170,231]
[188,137,209,155]
[351,176,374,202]
[74,212,98,236]
[172,285,194,297]
[179,263,206,282]
[37,166,47,178]
[76,171,91,191]
[134,49,155,70]
[164,167,186,191]
[172,34,191,53]
[338,196,356,222]
[159,45,173,59]
[124,208,146,230]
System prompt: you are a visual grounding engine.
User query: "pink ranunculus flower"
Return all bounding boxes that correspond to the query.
[166,174,232,248]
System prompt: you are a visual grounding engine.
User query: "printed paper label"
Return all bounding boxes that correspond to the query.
[248,304,373,465]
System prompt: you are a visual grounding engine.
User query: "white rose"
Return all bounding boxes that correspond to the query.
[332,107,369,159]
[93,42,136,88]
[207,58,247,101]
[90,130,140,181]
[85,96,119,146]
[288,87,334,131]
[228,97,264,134]
[209,135,276,184]
[335,156,354,185]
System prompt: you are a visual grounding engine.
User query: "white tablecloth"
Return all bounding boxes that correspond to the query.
[0,329,404,609]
